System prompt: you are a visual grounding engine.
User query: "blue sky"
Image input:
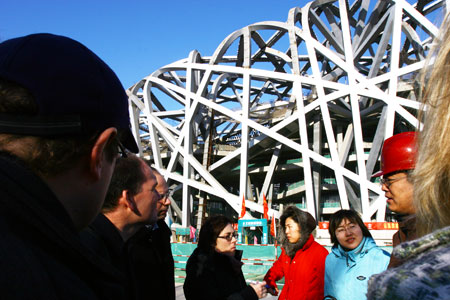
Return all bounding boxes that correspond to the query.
[1,0,305,89]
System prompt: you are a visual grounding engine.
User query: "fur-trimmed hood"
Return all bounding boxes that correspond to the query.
[278,206,317,258]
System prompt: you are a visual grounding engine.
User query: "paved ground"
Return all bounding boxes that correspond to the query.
[175,283,184,300]
[175,283,278,300]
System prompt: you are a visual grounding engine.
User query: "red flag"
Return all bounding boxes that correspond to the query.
[263,193,269,220]
[239,195,246,219]
[270,213,276,237]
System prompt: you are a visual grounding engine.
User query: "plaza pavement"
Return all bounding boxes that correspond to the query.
[175,283,278,300]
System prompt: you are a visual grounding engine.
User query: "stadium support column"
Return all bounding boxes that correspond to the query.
[197,106,214,231]
[312,115,322,220]
[181,52,198,228]
[240,71,250,211]
[239,27,251,215]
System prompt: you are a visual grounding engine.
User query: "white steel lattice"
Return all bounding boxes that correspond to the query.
[127,0,446,227]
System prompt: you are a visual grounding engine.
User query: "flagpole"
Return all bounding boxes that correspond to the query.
[274,214,277,259]
[270,212,278,259]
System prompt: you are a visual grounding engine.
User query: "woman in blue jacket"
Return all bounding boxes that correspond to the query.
[324,210,390,300]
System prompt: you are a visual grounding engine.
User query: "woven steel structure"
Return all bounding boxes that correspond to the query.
[127,0,446,227]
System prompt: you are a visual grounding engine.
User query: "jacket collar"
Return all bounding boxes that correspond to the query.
[332,237,377,265]
[212,249,243,262]
[393,225,450,260]
[90,214,125,257]
[301,234,315,251]
[398,214,416,234]
[0,152,75,230]
[194,247,244,274]
[0,152,123,282]
[286,234,315,259]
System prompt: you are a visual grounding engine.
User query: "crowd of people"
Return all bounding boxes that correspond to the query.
[0,10,449,300]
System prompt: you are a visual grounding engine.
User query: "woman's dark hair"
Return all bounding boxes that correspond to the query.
[280,206,316,234]
[279,206,317,258]
[328,209,372,247]
[198,215,232,254]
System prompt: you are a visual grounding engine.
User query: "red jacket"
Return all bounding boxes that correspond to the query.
[264,234,328,300]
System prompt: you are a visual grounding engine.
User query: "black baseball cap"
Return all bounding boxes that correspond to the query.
[0,33,138,153]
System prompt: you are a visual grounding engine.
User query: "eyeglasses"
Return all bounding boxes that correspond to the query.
[380,176,408,188]
[217,232,238,241]
[154,190,172,202]
[117,140,128,158]
[335,224,359,235]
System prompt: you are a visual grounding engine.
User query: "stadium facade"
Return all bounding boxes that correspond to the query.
[127,0,446,230]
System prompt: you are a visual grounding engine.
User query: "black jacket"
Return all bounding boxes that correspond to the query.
[80,214,134,298]
[0,153,124,300]
[81,215,176,300]
[81,214,127,272]
[183,248,258,300]
[127,220,175,300]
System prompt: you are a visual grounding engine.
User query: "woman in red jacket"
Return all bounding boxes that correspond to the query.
[264,206,328,300]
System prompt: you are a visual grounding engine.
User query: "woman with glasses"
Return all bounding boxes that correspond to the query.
[183,215,267,300]
[264,206,328,300]
[324,210,390,300]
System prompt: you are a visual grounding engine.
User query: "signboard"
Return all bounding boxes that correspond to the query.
[238,219,268,244]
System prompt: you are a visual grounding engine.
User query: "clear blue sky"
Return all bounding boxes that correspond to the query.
[1,0,305,89]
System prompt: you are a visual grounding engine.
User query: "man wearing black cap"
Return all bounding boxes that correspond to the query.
[0,33,139,299]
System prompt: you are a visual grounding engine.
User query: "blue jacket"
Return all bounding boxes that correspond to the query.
[324,237,390,300]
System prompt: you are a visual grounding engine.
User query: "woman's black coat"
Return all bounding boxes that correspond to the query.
[183,248,258,300]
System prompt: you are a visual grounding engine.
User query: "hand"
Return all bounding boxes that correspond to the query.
[267,285,279,296]
[250,281,268,299]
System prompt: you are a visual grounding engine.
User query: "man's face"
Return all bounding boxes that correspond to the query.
[133,164,159,225]
[381,172,415,215]
[154,172,171,220]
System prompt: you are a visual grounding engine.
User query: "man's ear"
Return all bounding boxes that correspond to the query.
[121,190,139,214]
[89,127,117,180]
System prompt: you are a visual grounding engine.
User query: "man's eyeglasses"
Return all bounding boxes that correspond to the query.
[154,190,172,202]
[217,232,238,241]
[380,176,408,188]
